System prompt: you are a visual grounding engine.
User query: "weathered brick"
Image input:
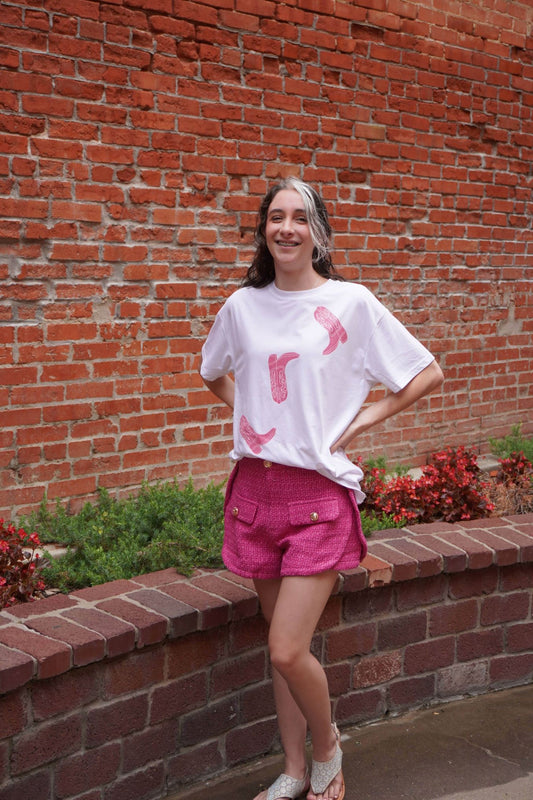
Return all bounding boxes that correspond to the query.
[365,541,418,583]
[326,622,376,662]
[335,687,386,725]
[54,743,121,797]
[353,651,402,688]
[396,574,447,610]
[0,626,71,680]
[180,696,238,747]
[378,611,427,650]
[0,769,52,800]
[61,607,136,659]
[210,650,266,697]
[437,661,489,697]
[167,741,224,788]
[103,647,165,698]
[86,693,148,748]
[162,582,231,630]
[31,664,101,720]
[150,672,207,725]
[480,592,530,626]
[225,718,279,767]
[103,763,165,800]
[0,689,28,740]
[457,627,504,662]
[387,674,435,710]
[404,636,455,675]
[10,713,82,775]
[489,653,533,686]
[95,598,167,647]
[507,621,533,653]
[165,628,226,680]
[449,567,498,599]
[23,616,105,667]
[124,589,198,638]
[0,643,34,693]
[429,599,478,637]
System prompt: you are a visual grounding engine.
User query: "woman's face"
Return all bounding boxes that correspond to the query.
[265,189,315,277]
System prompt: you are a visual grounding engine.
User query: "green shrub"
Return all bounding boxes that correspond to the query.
[490,424,533,462]
[21,481,227,592]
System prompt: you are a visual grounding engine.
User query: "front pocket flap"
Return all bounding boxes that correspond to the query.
[228,496,258,525]
[288,498,339,526]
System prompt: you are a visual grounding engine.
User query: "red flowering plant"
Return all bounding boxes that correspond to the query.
[360,446,495,525]
[374,473,421,524]
[416,446,495,523]
[496,451,532,486]
[356,457,387,509]
[0,519,46,609]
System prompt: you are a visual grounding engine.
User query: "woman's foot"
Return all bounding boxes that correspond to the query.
[307,724,345,800]
[253,767,310,800]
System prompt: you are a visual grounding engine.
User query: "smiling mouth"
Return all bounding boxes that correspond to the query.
[276,241,299,247]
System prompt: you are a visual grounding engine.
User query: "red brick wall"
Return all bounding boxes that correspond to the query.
[0,515,532,797]
[1,0,532,518]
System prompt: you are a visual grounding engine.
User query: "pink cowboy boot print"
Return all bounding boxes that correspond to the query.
[268,352,300,403]
[314,306,348,355]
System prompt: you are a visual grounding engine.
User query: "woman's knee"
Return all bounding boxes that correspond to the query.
[269,635,304,676]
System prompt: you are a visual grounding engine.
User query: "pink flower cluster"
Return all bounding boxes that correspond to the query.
[0,519,45,608]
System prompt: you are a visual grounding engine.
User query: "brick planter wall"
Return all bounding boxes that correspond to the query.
[1,0,533,519]
[1,515,532,800]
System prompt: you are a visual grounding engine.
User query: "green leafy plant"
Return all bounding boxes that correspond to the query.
[22,481,226,593]
[0,519,46,609]
[490,424,533,462]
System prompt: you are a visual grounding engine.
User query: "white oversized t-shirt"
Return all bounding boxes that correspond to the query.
[200,280,434,502]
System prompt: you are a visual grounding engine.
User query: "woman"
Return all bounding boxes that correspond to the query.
[200,178,444,800]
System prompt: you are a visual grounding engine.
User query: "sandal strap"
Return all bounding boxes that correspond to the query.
[266,771,309,800]
[310,725,343,794]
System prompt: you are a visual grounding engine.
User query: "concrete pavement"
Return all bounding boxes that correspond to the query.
[173,683,533,800]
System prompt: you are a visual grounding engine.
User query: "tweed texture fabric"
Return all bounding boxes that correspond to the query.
[222,457,367,580]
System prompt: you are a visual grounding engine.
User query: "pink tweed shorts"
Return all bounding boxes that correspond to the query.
[222,458,367,580]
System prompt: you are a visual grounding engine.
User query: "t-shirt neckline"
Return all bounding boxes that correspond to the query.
[268,279,331,298]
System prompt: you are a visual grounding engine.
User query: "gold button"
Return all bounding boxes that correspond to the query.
[310,512,319,522]
[263,460,272,468]
[232,507,239,517]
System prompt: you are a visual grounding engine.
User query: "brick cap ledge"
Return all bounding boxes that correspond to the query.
[0,514,532,694]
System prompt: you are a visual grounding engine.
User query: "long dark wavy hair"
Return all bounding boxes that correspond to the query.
[243,178,345,288]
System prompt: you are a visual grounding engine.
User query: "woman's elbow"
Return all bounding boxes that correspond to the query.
[428,360,444,391]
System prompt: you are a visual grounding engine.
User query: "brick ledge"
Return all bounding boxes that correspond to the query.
[1,513,532,695]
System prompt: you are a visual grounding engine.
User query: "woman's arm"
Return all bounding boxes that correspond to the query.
[331,359,444,453]
[201,373,235,410]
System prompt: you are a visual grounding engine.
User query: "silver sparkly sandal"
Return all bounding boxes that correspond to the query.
[310,724,345,800]
[266,769,310,800]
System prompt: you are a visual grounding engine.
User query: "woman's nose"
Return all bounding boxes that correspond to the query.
[280,217,293,233]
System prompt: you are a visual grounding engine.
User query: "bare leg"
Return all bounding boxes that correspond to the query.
[253,573,344,800]
[251,578,308,800]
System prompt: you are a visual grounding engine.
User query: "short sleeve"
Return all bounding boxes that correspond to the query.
[363,307,434,393]
[200,311,233,381]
